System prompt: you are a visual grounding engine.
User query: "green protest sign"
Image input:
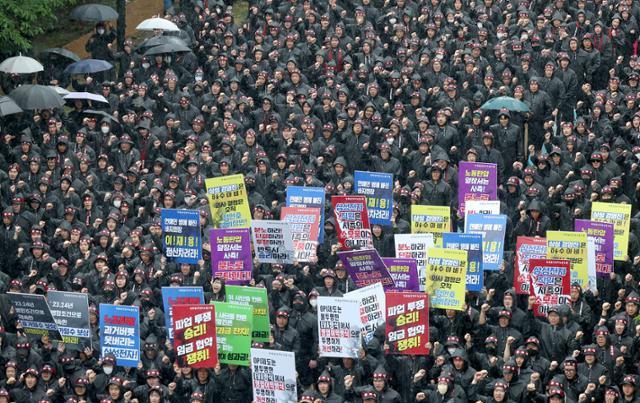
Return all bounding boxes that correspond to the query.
[225,285,270,343]
[212,302,252,366]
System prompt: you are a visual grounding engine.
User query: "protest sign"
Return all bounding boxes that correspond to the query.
[9,293,61,341]
[528,259,571,317]
[465,214,507,271]
[317,297,361,358]
[251,348,297,403]
[172,304,217,368]
[210,228,252,284]
[345,283,386,343]
[332,195,373,250]
[251,220,295,264]
[47,291,90,348]
[385,292,429,355]
[286,186,326,243]
[425,248,467,310]
[458,162,498,214]
[395,233,434,292]
[382,258,419,292]
[338,249,395,289]
[575,220,614,276]
[212,302,252,366]
[354,171,393,225]
[162,287,205,342]
[161,208,201,264]
[410,205,450,246]
[280,207,321,262]
[587,238,598,293]
[442,233,484,292]
[546,231,588,289]
[205,174,251,228]
[514,237,547,294]
[464,200,501,222]
[225,286,270,343]
[99,304,140,367]
[591,202,631,261]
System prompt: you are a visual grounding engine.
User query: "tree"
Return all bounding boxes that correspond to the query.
[0,0,79,56]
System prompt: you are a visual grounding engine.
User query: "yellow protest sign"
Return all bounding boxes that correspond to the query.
[425,248,467,311]
[411,205,451,246]
[591,202,632,261]
[205,175,252,228]
[546,231,588,288]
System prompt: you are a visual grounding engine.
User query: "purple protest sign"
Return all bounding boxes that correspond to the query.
[210,228,252,285]
[575,220,615,276]
[338,249,395,289]
[382,258,419,291]
[458,162,498,215]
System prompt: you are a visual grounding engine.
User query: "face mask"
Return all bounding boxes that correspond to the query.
[309,299,317,308]
[386,138,394,144]
[101,126,110,134]
[527,348,538,357]
[113,200,121,208]
[165,57,172,64]
[195,74,203,82]
[103,366,113,375]
[142,63,150,69]
[293,303,304,311]
[437,384,448,395]
[97,29,105,35]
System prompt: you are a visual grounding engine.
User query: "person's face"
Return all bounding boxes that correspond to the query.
[25,375,37,388]
[373,378,385,392]
[323,276,335,287]
[276,315,288,328]
[498,317,509,327]
[453,357,464,369]
[623,384,635,397]
[494,388,506,401]
[318,382,329,394]
[548,312,560,325]
[109,384,120,398]
[585,354,595,364]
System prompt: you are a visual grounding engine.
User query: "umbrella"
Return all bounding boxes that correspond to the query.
[136,17,180,32]
[52,86,70,96]
[64,59,113,75]
[40,48,80,63]
[71,3,118,21]
[0,55,44,74]
[8,85,65,110]
[137,35,188,51]
[144,43,191,56]
[63,92,109,104]
[83,109,119,125]
[480,96,531,157]
[480,96,530,113]
[0,96,23,116]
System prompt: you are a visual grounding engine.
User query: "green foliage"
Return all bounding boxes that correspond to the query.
[0,0,79,55]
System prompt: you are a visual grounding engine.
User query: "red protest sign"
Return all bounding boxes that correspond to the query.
[172,304,218,367]
[528,259,571,317]
[385,292,429,355]
[332,195,373,250]
[514,237,547,294]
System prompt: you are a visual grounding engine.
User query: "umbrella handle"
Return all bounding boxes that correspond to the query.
[524,122,529,159]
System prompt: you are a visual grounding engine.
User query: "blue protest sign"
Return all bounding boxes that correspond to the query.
[162,287,205,343]
[443,233,484,291]
[354,171,393,226]
[99,304,140,368]
[465,214,507,271]
[286,186,326,243]
[161,209,202,264]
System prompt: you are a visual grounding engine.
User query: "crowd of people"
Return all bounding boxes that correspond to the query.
[2,0,640,401]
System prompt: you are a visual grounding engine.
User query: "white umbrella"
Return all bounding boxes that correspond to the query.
[136,17,180,32]
[64,92,109,104]
[0,54,44,74]
[51,86,70,96]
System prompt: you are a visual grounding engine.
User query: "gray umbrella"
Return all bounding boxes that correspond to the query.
[8,85,65,110]
[40,48,81,63]
[71,4,118,22]
[137,35,188,51]
[144,43,191,56]
[0,96,23,116]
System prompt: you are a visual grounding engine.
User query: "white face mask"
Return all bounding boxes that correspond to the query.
[142,63,150,69]
[113,200,121,208]
[103,366,113,375]
[97,29,105,35]
[437,384,448,395]
[386,138,394,144]
[309,299,317,308]
[195,74,203,82]
[101,126,110,134]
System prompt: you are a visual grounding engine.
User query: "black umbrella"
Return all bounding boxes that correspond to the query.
[40,48,81,63]
[71,4,118,22]
[64,59,113,75]
[8,85,65,110]
[144,43,191,56]
[83,109,119,125]
[0,96,23,116]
